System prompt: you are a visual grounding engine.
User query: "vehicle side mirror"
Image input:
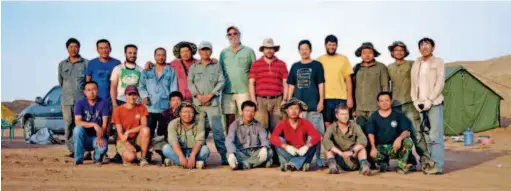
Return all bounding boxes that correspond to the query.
[35,97,44,105]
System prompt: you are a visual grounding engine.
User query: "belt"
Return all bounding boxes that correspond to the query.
[257,95,282,99]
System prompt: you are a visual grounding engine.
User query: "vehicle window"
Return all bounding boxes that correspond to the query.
[44,87,61,105]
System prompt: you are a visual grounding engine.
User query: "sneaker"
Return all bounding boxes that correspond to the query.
[164,158,172,167]
[93,160,103,167]
[139,158,149,167]
[74,161,83,166]
[359,162,372,176]
[302,163,310,172]
[327,159,340,174]
[196,161,204,169]
[424,166,443,175]
[397,164,412,175]
[102,154,111,164]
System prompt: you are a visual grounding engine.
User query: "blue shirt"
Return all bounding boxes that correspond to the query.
[85,57,121,101]
[139,65,178,113]
[74,97,110,136]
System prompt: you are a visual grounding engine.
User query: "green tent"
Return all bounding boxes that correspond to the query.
[443,65,503,136]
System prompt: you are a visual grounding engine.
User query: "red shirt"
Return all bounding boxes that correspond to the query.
[249,57,288,97]
[169,59,197,101]
[270,118,321,148]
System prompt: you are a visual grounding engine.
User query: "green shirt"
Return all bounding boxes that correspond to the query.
[322,120,367,151]
[188,61,225,107]
[219,45,256,94]
[354,61,389,112]
[388,60,414,106]
[167,118,205,149]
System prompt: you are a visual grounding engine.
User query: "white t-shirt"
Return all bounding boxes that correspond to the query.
[110,62,143,101]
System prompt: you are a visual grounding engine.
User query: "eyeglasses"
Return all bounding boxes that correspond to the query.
[227,32,239,37]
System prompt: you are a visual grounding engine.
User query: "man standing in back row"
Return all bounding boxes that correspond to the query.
[411,38,445,175]
[287,40,326,167]
[58,38,89,156]
[220,26,256,132]
[317,35,354,127]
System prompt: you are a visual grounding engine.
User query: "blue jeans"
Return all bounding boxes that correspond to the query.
[421,104,444,171]
[198,106,227,162]
[302,111,325,166]
[162,144,210,165]
[73,126,108,163]
[275,137,316,169]
[323,99,347,123]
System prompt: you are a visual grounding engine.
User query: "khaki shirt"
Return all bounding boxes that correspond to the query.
[322,120,367,151]
[188,61,225,107]
[167,118,205,149]
[388,60,414,105]
[354,61,389,111]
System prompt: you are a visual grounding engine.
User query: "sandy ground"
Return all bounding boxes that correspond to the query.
[2,128,511,191]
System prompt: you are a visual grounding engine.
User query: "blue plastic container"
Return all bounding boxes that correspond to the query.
[464,128,474,146]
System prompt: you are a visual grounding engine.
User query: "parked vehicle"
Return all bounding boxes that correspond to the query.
[18,86,64,141]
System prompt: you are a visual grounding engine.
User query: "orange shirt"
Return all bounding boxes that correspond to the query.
[112,104,148,139]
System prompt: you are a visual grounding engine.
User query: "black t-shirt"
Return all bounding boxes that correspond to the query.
[366,110,411,145]
[287,60,325,111]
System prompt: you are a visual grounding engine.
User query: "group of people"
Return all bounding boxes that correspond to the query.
[58,25,444,175]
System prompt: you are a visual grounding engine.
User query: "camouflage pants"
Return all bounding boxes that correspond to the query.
[395,103,433,167]
[373,138,413,170]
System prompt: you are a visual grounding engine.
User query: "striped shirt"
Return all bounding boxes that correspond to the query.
[249,57,288,97]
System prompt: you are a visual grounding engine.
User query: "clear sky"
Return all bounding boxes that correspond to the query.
[2,1,510,101]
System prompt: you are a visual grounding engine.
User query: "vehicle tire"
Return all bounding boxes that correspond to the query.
[23,117,35,142]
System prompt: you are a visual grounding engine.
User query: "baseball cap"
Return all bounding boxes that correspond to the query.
[124,85,139,95]
[198,41,213,50]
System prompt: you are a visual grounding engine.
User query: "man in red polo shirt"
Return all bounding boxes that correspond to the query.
[249,38,289,132]
[270,98,321,172]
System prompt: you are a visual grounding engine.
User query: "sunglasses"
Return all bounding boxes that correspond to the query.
[227,32,239,37]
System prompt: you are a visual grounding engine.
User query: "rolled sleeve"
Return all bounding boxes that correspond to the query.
[322,126,335,151]
[354,124,368,147]
[167,120,179,145]
[194,122,205,145]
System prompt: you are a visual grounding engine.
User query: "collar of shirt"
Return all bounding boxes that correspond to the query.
[123,61,137,69]
[177,118,198,131]
[198,59,215,65]
[65,56,84,64]
[228,44,246,53]
[334,121,354,137]
[284,118,307,131]
[256,56,282,65]
[360,61,376,68]
[238,118,257,126]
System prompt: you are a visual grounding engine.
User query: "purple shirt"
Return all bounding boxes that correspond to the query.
[74,97,110,136]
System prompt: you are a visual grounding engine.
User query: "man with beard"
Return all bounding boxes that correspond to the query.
[270,98,321,172]
[287,40,326,167]
[220,26,256,133]
[317,35,354,128]
[187,41,227,165]
[387,41,433,172]
[58,38,89,156]
[139,47,178,163]
[249,38,288,130]
[110,44,143,108]
[411,38,445,175]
